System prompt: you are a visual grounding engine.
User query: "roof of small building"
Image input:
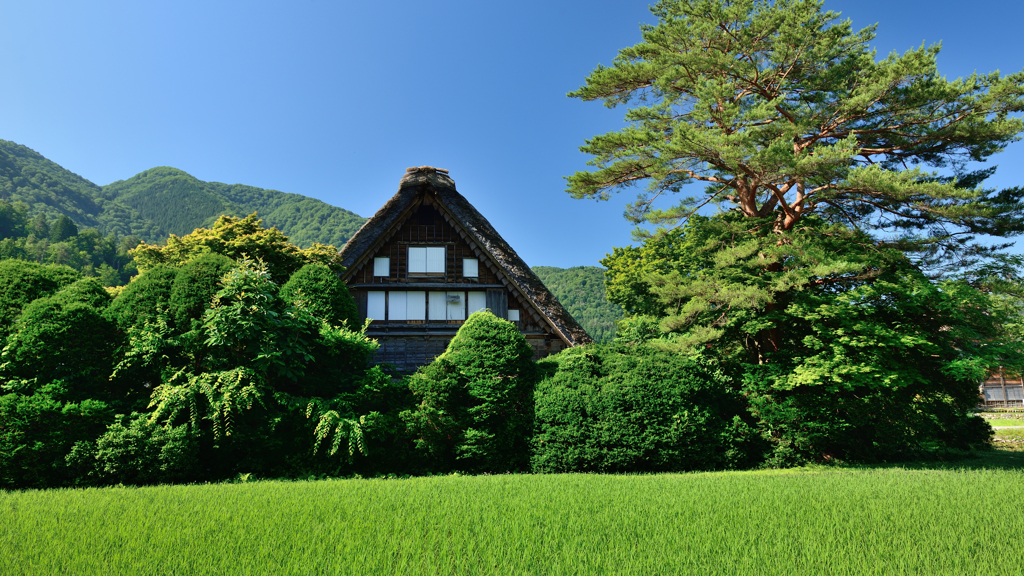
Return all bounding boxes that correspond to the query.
[339,166,593,347]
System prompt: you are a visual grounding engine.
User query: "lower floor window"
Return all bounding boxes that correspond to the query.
[367,291,487,322]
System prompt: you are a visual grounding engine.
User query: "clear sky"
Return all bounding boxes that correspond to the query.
[2,0,1022,268]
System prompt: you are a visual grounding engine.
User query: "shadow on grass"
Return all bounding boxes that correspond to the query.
[837,443,1024,473]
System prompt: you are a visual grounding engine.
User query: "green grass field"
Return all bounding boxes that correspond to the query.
[984,418,1024,427]
[4,450,1024,576]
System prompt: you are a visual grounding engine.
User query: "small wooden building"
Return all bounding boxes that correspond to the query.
[981,368,1024,408]
[338,166,592,372]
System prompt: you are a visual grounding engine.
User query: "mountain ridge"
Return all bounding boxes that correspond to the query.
[0,139,367,248]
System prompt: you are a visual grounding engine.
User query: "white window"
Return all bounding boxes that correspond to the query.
[409,246,446,274]
[463,258,479,278]
[408,247,427,273]
[426,247,445,272]
[985,387,1005,401]
[447,292,465,321]
[388,291,407,321]
[468,291,486,315]
[428,292,447,321]
[367,292,386,321]
[406,291,426,321]
[507,309,520,322]
[373,257,390,277]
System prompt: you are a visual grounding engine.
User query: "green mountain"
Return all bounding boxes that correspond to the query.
[533,266,623,343]
[0,140,366,248]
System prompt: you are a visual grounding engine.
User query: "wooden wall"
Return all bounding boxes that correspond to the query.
[345,198,569,373]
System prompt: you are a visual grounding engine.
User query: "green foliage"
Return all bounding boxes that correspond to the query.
[1,295,118,400]
[403,311,537,473]
[0,259,80,337]
[0,199,28,239]
[532,345,760,473]
[68,413,198,486]
[0,141,366,247]
[532,266,623,342]
[168,253,236,331]
[49,214,78,242]
[567,0,1024,269]
[0,201,141,286]
[54,277,113,310]
[280,263,359,329]
[131,213,342,284]
[100,165,366,247]
[0,383,112,489]
[105,265,180,331]
[741,272,1003,464]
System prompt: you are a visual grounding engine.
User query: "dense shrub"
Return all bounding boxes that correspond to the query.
[403,311,537,473]
[168,253,235,330]
[105,264,179,330]
[0,383,112,489]
[1,295,118,400]
[532,344,762,473]
[0,259,80,336]
[280,263,359,329]
[67,413,199,486]
[52,277,113,310]
[742,274,997,465]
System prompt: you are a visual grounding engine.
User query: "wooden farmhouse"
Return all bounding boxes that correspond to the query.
[338,166,592,372]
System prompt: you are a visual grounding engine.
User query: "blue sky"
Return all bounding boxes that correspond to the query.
[2,0,1022,268]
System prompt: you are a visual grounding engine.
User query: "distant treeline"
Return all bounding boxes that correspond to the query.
[532,266,623,343]
[0,139,366,247]
[0,200,140,285]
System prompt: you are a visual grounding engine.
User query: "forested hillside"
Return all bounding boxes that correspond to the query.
[101,167,366,246]
[0,140,366,247]
[532,266,622,342]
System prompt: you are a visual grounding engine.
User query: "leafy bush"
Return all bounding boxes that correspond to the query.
[1,295,118,400]
[0,383,112,489]
[105,264,179,331]
[52,277,113,310]
[280,263,359,329]
[0,259,80,336]
[403,311,537,473]
[532,344,762,473]
[742,273,998,465]
[68,413,199,486]
[168,252,235,330]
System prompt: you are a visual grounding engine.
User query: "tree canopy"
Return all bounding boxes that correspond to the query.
[130,213,343,283]
[567,0,1024,269]
[570,0,1024,360]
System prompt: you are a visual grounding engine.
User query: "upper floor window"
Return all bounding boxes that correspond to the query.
[409,246,445,274]
[463,258,478,278]
[373,257,390,277]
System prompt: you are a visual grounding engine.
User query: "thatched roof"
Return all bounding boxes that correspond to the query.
[339,167,592,347]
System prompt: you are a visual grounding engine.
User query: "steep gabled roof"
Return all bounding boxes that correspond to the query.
[339,167,592,347]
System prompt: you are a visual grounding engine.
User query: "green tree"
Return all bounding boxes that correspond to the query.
[568,0,1024,356]
[1,291,118,401]
[0,200,27,239]
[402,311,537,473]
[49,215,78,243]
[105,265,179,331]
[168,253,236,331]
[280,263,359,330]
[131,213,343,283]
[532,345,761,473]
[0,259,80,338]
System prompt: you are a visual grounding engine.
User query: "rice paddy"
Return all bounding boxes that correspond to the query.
[4,451,1024,576]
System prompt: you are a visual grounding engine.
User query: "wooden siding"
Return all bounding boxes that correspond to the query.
[344,195,570,372]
